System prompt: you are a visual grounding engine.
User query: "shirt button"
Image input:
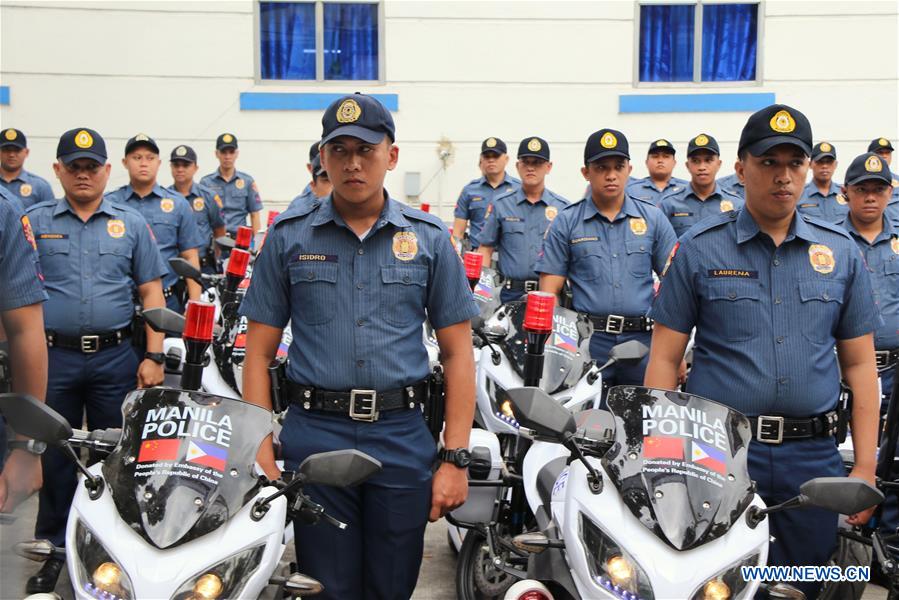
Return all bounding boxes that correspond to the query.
[823,292,830,300]
[778,377,787,384]
[776,336,784,344]
[358,248,364,255]
[773,259,780,266]
[356,283,364,290]
[774,297,782,304]
[306,272,314,280]
[728,292,737,299]
[356,360,365,367]
[614,283,621,288]
[612,253,618,258]
[403,275,411,283]
[83,250,89,255]
[356,319,365,327]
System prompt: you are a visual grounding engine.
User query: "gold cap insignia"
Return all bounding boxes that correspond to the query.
[235,178,245,190]
[694,134,709,147]
[193,197,205,212]
[770,110,796,133]
[879,138,889,147]
[392,231,418,261]
[819,142,832,152]
[175,146,188,157]
[336,99,362,124]
[527,138,542,152]
[720,200,734,212]
[485,137,498,148]
[74,130,93,149]
[656,139,668,147]
[222,134,234,143]
[107,219,126,239]
[808,244,835,274]
[600,132,618,149]
[545,206,558,221]
[4,129,17,141]
[20,183,32,197]
[135,133,149,142]
[629,217,647,236]
[866,156,883,172]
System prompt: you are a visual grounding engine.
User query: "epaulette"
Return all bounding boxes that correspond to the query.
[24,198,57,214]
[799,213,854,240]
[271,196,320,229]
[684,210,737,240]
[399,203,448,231]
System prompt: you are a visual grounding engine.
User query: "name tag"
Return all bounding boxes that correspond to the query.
[570,236,599,245]
[672,212,693,217]
[707,269,758,279]
[39,233,68,240]
[504,217,522,222]
[296,254,337,262]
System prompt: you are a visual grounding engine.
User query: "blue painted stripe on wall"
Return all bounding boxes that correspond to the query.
[619,92,775,113]
[240,92,399,111]
[0,86,9,105]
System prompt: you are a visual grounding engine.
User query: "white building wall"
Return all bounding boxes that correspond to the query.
[1,0,897,219]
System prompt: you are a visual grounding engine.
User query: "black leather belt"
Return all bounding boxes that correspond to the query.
[748,411,838,444]
[46,327,132,354]
[876,349,899,369]
[504,279,539,292]
[285,379,428,422]
[589,314,653,335]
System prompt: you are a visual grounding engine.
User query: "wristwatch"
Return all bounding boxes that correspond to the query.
[7,439,47,456]
[438,447,472,469]
[144,352,165,365]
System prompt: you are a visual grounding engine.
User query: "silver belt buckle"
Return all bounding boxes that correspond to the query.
[349,389,378,422]
[756,415,784,444]
[81,335,100,354]
[876,350,890,369]
[524,280,538,292]
[605,315,625,335]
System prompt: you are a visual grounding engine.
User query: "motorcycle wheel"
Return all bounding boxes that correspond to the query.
[816,528,872,600]
[456,529,517,600]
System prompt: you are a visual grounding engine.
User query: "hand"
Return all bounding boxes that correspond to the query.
[845,466,877,526]
[137,359,164,389]
[677,359,688,387]
[0,450,42,513]
[429,462,468,522]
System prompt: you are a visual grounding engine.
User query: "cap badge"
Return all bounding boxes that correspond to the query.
[865,156,883,172]
[656,139,668,146]
[222,134,234,143]
[20,183,32,197]
[720,199,734,212]
[545,206,558,221]
[879,138,889,147]
[770,110,796,133]
[4,130,16,141]
[694,134,709,147]
[485,137,498,148]
[392,231,418,261]
[808,244,835,275]
[74,130,94,149]
[600,132,618,149]
[629,217,647,236]
[819,142,832,152]
[135,133,149,142]
[336,99,362,124]
[527,138,542,152]
[175,146,188,157]
[235,178,245,190]
[107,219,126,239]
[193,197,205,212]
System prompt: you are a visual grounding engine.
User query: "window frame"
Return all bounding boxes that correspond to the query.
[253,0,385,85]
[633,0,765,88]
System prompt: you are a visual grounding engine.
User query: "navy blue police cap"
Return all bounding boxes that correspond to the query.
[321,94,395,146]
[844,153,892,186]
[125,133,159,155]
[517,136,550,161]
[0,128,26,149]
[687,133,720,157]
[170,145,198,163]
[738,104,813,157]
[57,128,107,164]
[584,129,629,164]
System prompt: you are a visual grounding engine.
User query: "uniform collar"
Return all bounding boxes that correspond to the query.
[736,207,817,245]
[686,182,724,201]
[123,182,166,201]
[478,173,514,190]
[311,193,410,230]
[55,197,118,218]
[2,169,26,184]
[804,180,840,198]
[582,195,641,222]
[637,176,677,191]
[214,168,241,183]
[513,187,553,206]
[838,214,896,245]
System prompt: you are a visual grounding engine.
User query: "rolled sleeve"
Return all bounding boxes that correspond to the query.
[453,192,470,220]
[835,247,878,340]
[426,229,479,330]
[534,216,570,277]
[648,240,697,334]
[239,228,290,328]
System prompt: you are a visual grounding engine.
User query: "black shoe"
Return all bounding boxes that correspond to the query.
[26,557,64,594]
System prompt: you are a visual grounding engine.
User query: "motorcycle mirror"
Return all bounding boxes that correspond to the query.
[13,539,61,562]
[298,449,383,487]
[0,394,72,446]
[506,387,576,441]
[283,573,324,596]
[143,307,186,336]
[215,236,235,250]
[799,476,883,514]
[511,532,565,554]
[471,315,485,331]
[168,257,203,283]
[608,340,650,365]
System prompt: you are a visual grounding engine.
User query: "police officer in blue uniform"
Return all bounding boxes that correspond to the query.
[537,129,677,387]
[659,134,744,238]
[169,145,226,274]
[240,94,478,600]
[797,142,847,224]
[105,134,204,312]
[287,152,332,212]
[26,128,168,593]
[298,141,322,199]
[478,136,567,303]
[200,133,264,235]
[625,138,688,206]
[453,137,520,249]
[0,128,55,209]
[869,137,899,221]
[717,170,746,199]
[646,105,880,600]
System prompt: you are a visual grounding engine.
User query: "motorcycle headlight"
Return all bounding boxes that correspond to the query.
[171,544,266,600]
[73,520,135,600]
[580,513,654,600]
[485,379,519,428]
[689,551,761,600]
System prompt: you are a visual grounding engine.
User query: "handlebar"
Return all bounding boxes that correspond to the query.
[68,428,121,453]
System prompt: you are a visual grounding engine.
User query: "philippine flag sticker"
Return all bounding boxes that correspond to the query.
[691,441,727,475]
[186,440,228,471]
[553,331,578,353]
[474,282,492,299]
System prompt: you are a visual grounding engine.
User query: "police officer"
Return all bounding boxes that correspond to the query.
[169,145,226,274]
[200,133,264,235]
[536,129,677,387]
[478,137,567,303]
[797,142,846,223]
[717,169,746,199]
[287,152,332,212]
[299,141,321,198]
[240,94,478,599]
[646,105,879,600]
[452,137,520,249]
[659,134,743,237]
[26,128,168,593]
[0,128,54,209]
[868,137,899,220]
[625,139,688,205]
[105,133,204,312]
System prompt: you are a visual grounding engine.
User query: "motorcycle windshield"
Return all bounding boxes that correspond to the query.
[471,267,504,321]
[102,388,270,549]
[501,301,593,394]
[602,386,754,551]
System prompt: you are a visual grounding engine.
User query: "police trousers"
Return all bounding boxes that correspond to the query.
[35,343,138,546]
[280,406,436,600]
[589,330,652,388]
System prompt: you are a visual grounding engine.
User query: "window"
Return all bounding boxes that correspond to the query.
[258,0,381,82]
[637,1,760,84]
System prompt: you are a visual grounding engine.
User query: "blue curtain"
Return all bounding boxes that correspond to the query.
[701,4,758,81]
[324,3,379,80]
[639,4,695,82]
[260,2,316,80]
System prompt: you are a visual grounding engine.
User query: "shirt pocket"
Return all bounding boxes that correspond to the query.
[380,264,428,327]
[625,239,651,277]
[36,237,70,281]
[797,279,845,344]
[98,238,134,282]
[571,242,604,282]
[501,221,526,254]
[151,215,179,251]
[705,278,763,342]
[289,262,339,325]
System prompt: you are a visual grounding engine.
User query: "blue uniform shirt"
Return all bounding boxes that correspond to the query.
[199,170,263,233]
[625,176,689,206]
[27,198,167,336]
[838,214,899,350]
[650,208,877,417]
[477,187,568,281]
[104,184,205,289]
[717,173,745,199]
[0,169,54,209]
[797,180,847,224]
[240,194,478,391]
[536,195,677,317]
[454,174,520,246]
[886,172,899,223]
[659,183,744,237]
[0,196,46,312]
[179,182,225,254]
